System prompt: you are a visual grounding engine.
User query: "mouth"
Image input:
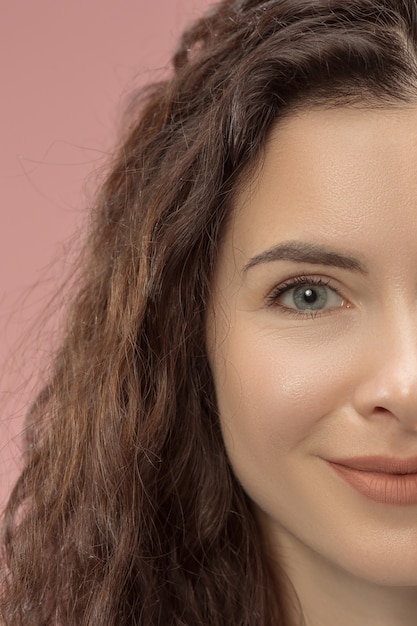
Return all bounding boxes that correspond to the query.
[327,456,417,505]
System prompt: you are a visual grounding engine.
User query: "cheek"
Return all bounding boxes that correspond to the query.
[213,323,347,450]
[210,316,359,502]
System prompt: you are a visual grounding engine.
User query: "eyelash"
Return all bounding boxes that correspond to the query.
[265,275,345,318]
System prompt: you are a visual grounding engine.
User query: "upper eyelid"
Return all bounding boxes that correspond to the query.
[268,275,340,295]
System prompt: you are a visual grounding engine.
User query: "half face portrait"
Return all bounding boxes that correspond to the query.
[207,105,417,597]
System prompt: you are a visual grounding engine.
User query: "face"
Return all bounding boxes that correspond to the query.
[206,105,417,590]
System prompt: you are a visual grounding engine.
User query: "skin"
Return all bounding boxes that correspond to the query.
[206,105,417,626]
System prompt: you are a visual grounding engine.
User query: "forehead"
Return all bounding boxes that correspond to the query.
[222,105,417,269]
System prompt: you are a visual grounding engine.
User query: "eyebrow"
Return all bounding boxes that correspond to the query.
[242,241,368,274]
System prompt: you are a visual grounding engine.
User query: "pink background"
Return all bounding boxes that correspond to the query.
[0,0,211,510]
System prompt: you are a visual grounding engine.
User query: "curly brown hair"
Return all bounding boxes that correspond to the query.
[2,0,417,624]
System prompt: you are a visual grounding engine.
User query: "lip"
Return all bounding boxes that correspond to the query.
[329,455,417,474]
[327,456,417,505]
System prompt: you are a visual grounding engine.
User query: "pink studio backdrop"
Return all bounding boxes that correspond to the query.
[0,0,211,510]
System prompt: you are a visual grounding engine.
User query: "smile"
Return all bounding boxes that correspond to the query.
[327,456,417,505]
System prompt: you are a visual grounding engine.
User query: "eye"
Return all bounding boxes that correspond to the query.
[267,277,346,314]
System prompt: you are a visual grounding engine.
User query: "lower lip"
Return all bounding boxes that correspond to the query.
[328,462,417,505]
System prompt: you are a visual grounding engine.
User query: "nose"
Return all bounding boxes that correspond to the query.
[352,314,417,431]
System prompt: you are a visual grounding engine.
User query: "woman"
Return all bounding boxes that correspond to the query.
[3,0,417,624]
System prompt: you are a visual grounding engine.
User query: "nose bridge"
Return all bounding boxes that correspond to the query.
[380,323,417,396]
[354,303,417,426]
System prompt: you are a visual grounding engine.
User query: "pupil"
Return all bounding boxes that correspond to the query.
[303,288,317,304]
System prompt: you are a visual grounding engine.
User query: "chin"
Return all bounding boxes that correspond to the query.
[330,537,417,587]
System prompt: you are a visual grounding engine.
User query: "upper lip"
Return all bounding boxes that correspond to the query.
[328,456,417,475]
